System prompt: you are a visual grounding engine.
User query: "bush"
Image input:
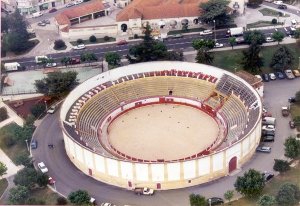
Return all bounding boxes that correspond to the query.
[77,39,83,44]
[257,194,276,206]
[3,135,16,147]
[56,196,68,205]
[54,39,66,50]
[104,36,110,41]
[26,197,46,205]
[15,152,32,167]
[273,159,290,173]
[276,183,300,205]
[30,103,46,118]
[134,34,139,39]
[271,18,277,24]
[0,107,8,122]
[89,35,97,43]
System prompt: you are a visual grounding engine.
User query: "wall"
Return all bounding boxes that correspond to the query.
[67,24,118,40]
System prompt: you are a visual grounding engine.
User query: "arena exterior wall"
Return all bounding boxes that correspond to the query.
[60,61,262,190]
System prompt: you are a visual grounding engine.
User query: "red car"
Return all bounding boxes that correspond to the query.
[289,121,295,129]
[70,58,81,64]
[48,177,55,185]
[49,8,57,13]
[116,40,128,45]
[262,112,272,118]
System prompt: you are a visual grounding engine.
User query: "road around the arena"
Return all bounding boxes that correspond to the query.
[31,78,300,206]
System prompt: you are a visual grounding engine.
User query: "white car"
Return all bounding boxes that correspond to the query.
[46,63,57,67]
[269,73,276,80]
[255,75,263,81]
[262,125,275,132]
[273,1,283,5]
[74,0,83,5]
[32,11,43,18]
[266,37,274,42]
[101,203,115,206]
[200,30,213,36]
[37,162,48,173]
[73,44,86,50]
[47,105,57,114]
[214,42,224,48]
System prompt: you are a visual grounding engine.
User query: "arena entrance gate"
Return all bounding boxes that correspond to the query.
[229,156,237,173]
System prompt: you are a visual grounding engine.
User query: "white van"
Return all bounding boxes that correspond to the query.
[35,55,48,63]
[262,117,276,126]
[32,11,43,18]
[4,62,21,71]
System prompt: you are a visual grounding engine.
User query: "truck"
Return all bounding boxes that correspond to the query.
[35,55,48,64]
[227,27,244,43]
[4,62,21,71]
[262,117,276,125]
[281,106,289,117]
[133,187,154,195]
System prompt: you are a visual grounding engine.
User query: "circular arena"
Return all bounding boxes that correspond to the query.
[60,61,262,190]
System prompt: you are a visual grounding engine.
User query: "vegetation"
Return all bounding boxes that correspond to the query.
[15,152,32,167]
[192,39,215,65]
[80,52,98,63]
[0,178,8,197]
[189,194,206,206]
[35,71,78,97]
[272,31,285,45]
[14,168,42,189]
[68,190,91,205]
[247,21,283,29]
[8,185,29,204]
[273,159,290,173]
[243,30,266,45]
[224,190,234,203]
[248,0,263,7]
[257,194,276,206]
[0,161,7,178]
[54,39,66,50]
[276,183,300,206]
[89,35,97,43]
[228,37,236,50]
[242,43,264,73]
[105,52,121,68]
[56,196,68,205]
[199,0,232,27]
[234,169,265,198]
[0,107,8,122]
[71,36,115,46]
[30,103,46,118]
[270,45,294,71]
[259,8,290,17]
[77,39,83,44]
[284,137,300,159]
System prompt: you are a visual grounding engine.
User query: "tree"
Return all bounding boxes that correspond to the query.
[0,161,8,178]
[35,71,78,97]
[276,183,300,206]
[105,52,121,68]
[270,46,294,71]
[68,190,91,205]
[61,57,71,66]
[26,197,46,205]
[77,39,83,44]
[36,172,49,187]
[104,36,110,41]
[30,103,46,118]
[242,43,264,73]
[284,136,300,159]
[0,107,8,122]
[163,50,184,61]
[13,168,38,189]
[257,194,276,206]
[192,39,215,65]
[89,35,97,42]
[1,16,9,32]
[8,185,29,204]
[224,190,234,204]
[54,39,66,50]
[199,0,232,27]
[243,30,266,45]
[272,31,284,45]
[228,37,236,49]
[273,159,290,173]
[182,24,189,32]
[80,52,98,64]
[295,91,300,103]
[248,0,263,7]
[15,152,32,167]
[189,194,206,206]
[294,28,300,39]
[271,18,277,24]
[234,169,265,198]
[56,196,68,205]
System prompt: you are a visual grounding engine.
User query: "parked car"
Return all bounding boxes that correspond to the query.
[261,135,275,142]
[263,172,274,182]
[266,37,274,42]
[30,139,38,149]
[273,1,283,4]
[70,58,81,64]
[278,4,287,9]
[73,44,86,50]
[172,34,183,38]
[49,8,57,13]
[275,71,285,79]
[42,19,50,24]
[74,0,83,4]
[289,121,295,129]
[262,130,275,136]
[292,69,300,77]
[256,146,271,153]
[214,42,224,48]
[285,69,295,79]
[133,187,154,195]
[262,125,276,132]
[101,203,115,206]
[37,22,46,26]
[32,11,43,18]
[288,97,296,103]
[269,73,276,80]
[116,40,128,45]
[207,197,224,205]
[46,63,57,67]
[47,105,57,114]
[200,30,213,35]
[37,162,48,173]
[66,2,74,7]
[262,73,270,82]
[255,75,263,81]
[48,177,55,184]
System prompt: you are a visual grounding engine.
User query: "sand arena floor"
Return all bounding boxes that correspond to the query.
[108,104,220,161]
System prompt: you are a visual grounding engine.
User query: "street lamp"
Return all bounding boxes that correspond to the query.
[44,100,48,111]
[213,20,216,43]
[25,139,29,152]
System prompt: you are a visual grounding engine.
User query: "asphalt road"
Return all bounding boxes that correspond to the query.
[262,2,300,16]
[31,77,300,206]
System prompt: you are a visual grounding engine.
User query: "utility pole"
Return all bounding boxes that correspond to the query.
[213,20,216,43]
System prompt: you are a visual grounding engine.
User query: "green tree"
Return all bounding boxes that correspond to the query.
[199,0,232,27]
[276,183,300,206]
[273,159,290,173]
[272,31,285,45]
[26,197,46,205]
[228,37,236,49]
[77,39,83,44]
[0,161,8,178]
[243,30,266,45]
[68,190,91,205]
[270,46,294,71]
[0,107,8,122]
[294,28,300,39]
[89,35,97,42]
[163,50,184,61]
[105,52,121,68]
[13,168,38,189]
[56,196,68,205]
[182,24,189,32]
[284,136,300,159]
[54,39,66,50]
[234,169,265,198]
[15,152,32,167]
[295,91,300,103]
[242,43,264,73]
[80,52,98,64]
[192,39,215,65]
[1,16,9,32]
[8,185,29,204]
[36,172,49,187]
[224,190,234,204]
[248,0,263,7]
[30,103,46,118]
[61,57,71,66]
[35,71,78,97]
[257,194,276,206]
[189,194,206,206]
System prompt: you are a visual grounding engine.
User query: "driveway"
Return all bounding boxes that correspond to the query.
[31,77,300,205]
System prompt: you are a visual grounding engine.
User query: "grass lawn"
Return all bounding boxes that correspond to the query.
[259,8,290,17]
[28,187,61,205]
[14,39,40,55]
[168,27,205,35]
[53,45,67,51]
[212,43,300,74]
[0,178,8,197]
[225,161,300,205]
[290,102,300,132]
[70,37,116,46]
[247,21,283,29]
[0,124,29,164]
